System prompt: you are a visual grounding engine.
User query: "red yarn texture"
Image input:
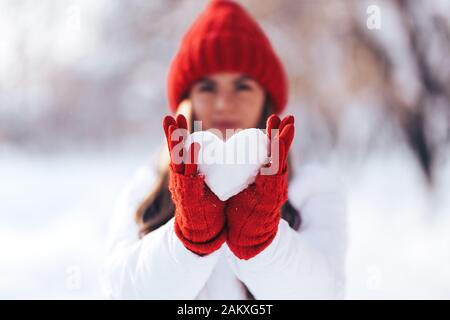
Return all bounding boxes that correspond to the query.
[169,171,227,256]
[226,170,289,260]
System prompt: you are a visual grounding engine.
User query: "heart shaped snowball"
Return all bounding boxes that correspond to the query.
[185,128,269,201]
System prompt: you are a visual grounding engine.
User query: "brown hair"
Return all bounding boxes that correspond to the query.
[134,98,301,298]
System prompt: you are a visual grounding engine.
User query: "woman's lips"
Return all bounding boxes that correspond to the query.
[212,121,239,131]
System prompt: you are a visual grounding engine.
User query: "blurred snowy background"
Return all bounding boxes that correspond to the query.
[1,0,449,299]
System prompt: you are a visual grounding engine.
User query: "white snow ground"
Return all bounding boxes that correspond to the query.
[0,146,449,299]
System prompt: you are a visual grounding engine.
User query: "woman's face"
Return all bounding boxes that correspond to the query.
[189,72,265,138]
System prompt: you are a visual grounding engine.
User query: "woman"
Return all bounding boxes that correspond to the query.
[103,0,347,299]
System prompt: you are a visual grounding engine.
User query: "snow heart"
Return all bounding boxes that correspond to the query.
[185,128,269,201]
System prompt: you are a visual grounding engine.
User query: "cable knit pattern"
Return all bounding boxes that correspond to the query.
[169,171,227,255]
[226,169,289,260]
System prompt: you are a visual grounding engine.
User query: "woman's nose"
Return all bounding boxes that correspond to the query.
[214,93,235,112]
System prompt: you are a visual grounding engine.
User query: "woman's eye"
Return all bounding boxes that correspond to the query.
[236,84,251,91]
[198,84,215,93]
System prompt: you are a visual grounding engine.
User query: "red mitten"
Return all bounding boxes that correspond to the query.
[226,115,295,260]
[163,114,226,255]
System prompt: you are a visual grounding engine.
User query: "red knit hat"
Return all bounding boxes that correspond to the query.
[167,0,288,114]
